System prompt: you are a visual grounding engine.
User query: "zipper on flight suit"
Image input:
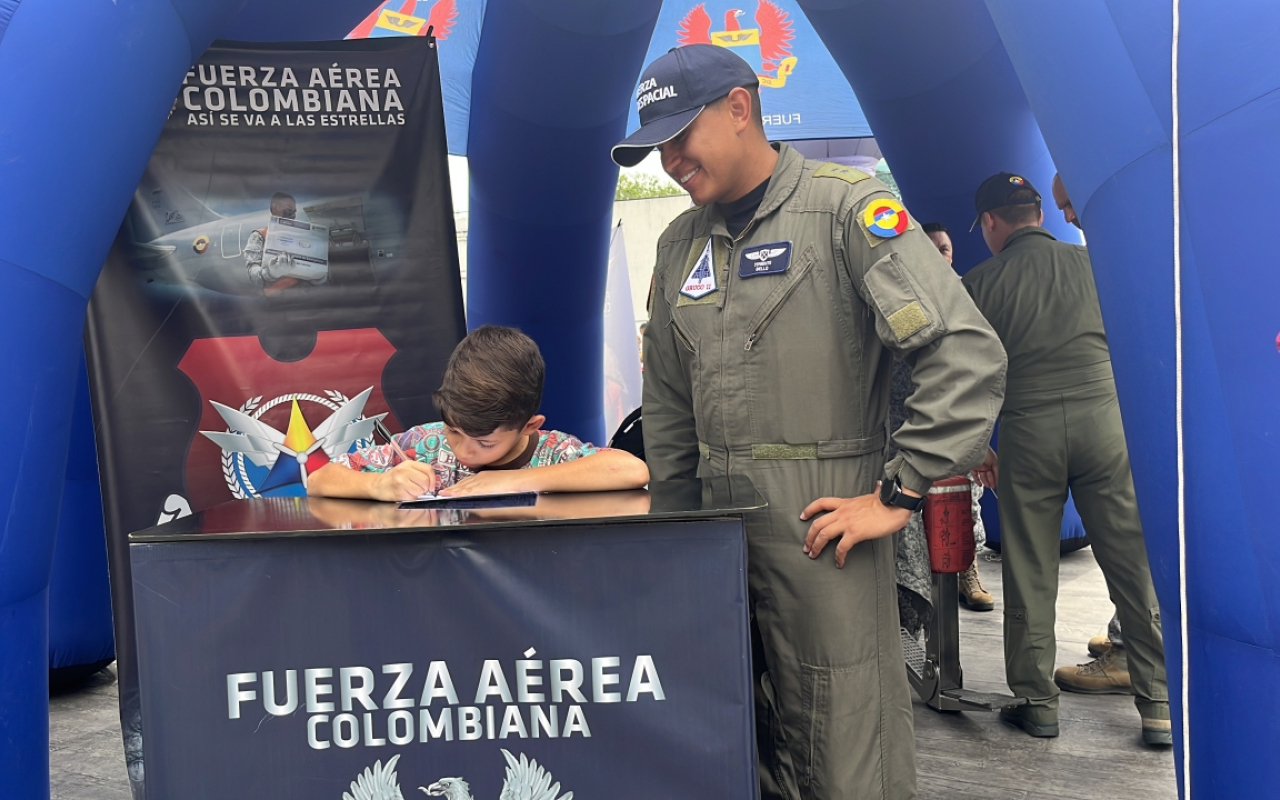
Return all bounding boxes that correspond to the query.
[722,219,758,477]
[744,248,814,351]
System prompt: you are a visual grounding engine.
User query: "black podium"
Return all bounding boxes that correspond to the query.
[128,478,764,799]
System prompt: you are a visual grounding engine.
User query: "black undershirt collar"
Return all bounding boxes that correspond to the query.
[718,177,771,239]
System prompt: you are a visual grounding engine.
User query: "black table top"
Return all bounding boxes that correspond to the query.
[128,476,766,543]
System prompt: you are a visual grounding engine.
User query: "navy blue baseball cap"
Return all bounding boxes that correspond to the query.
[970,172,1041,230]
[611,44,759,168]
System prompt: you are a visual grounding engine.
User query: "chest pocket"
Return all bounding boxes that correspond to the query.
[743,244,818,351]
[741,243,866,444]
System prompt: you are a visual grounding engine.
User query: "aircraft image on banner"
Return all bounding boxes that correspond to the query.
[120,174,406,297]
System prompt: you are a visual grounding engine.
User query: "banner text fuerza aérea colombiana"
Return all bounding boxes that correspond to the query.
[179,63,406,128]
[226,651,666,750]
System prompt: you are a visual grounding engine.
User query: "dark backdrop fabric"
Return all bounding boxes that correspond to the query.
[85,37,464,794]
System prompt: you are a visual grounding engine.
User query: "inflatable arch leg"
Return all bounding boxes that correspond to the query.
[986,1,1280,796]
[0,2,366,795]
[466,0,665,445]
[798,0,1080,275]
[47,354,115,691]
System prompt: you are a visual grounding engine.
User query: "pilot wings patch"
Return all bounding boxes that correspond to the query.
[739,240,792,278]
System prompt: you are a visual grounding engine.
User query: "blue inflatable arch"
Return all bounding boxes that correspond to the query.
[2,1,1276,797]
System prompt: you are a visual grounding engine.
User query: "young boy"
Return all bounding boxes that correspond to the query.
[307,325,649,502]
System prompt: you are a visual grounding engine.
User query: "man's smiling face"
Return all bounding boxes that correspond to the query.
[659,94,753,207]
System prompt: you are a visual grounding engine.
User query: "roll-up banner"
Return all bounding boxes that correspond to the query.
[85,37,464,792]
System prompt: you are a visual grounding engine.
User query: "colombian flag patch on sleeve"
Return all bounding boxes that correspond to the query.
[863,198,910,239]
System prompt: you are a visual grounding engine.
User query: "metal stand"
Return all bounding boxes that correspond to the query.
[903,571,1025,713]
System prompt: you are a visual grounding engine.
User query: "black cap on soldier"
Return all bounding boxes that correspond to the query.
[611,44,759,168]
[970,172,1042,231]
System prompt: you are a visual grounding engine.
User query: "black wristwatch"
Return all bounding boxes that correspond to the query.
[879,475,926,512]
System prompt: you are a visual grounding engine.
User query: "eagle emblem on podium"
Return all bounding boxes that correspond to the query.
[341,751,574,800]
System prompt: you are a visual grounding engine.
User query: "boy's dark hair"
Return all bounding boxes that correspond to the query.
[922,221,948,235]
[433,325,545,437]
[990,188,1042,227]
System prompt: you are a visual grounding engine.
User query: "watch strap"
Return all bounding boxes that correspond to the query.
[880,476,926,512]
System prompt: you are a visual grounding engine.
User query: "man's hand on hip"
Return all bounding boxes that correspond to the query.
[801,493,913,568]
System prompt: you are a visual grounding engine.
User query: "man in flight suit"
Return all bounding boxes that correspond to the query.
[612,44,1007,799]
[1050,172,1133,694]
[963,173,1170,746]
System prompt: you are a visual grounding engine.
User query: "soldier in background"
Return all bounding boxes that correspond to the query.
[964,172,1169,746]
[1049,172,1134,695]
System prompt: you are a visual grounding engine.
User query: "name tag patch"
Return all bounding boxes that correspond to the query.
[739,241,792,278]
[680,239,718,299]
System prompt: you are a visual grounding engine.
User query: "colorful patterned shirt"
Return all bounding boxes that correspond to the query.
[331,422,599,490]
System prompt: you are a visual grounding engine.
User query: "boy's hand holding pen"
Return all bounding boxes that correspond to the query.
[369,421,438,501]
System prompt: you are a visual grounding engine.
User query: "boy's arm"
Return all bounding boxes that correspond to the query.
[439,449,649,496]
[307,460,438,502]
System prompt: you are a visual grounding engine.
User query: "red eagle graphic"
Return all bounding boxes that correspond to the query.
[677,3,713,45]
[349,0,458,40]
[675,2,796,74]
[754,0,795,72]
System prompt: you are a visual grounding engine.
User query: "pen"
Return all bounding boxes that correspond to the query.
[375,419,413,465]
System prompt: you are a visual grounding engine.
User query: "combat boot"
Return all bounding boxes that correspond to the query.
[958,562,994,611]
[1087,635,1112,657]
[1141,714,1173,747]
[999,705,1059,738]
[1054,647,1131,695]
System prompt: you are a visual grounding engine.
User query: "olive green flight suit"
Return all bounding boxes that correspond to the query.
[643,143,1007,800]
[963,226,1168,723]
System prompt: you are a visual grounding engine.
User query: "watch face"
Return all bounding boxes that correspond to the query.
[879,478,895,504]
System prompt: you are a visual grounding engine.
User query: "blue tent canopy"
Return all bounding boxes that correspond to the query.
[2,1,1277,797]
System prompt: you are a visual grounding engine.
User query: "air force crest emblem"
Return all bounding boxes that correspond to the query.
[680,238,718,299]
[200,388,385,498]
[179,329,400,508]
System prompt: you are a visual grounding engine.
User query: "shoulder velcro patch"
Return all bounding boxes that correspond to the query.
[887,301,930,341]
[813,162,870,184]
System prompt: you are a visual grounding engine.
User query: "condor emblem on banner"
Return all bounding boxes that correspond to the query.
[677,1,798,88]
[345,752,574,800]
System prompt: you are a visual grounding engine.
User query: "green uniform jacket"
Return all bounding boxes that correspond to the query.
[962,226,1112,406]
[643,143,1007,495]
